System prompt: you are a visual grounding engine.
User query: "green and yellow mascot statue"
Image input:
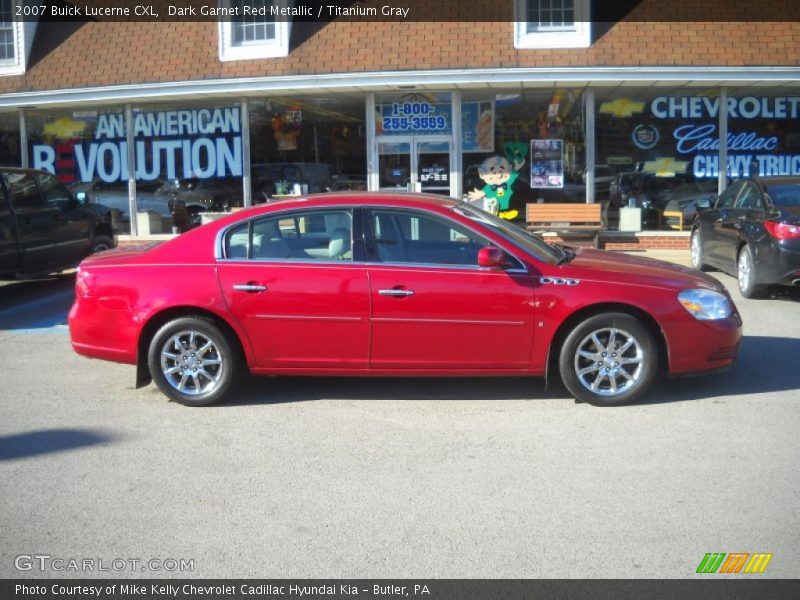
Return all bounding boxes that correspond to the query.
[467,142,528,220]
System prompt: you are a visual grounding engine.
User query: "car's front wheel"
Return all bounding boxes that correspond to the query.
[559,313,658,406]
[737,244,766,299]
[148,316,240,406]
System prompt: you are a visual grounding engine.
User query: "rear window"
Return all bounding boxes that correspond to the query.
[765,184,800,207]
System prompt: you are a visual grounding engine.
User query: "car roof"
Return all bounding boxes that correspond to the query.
[261,192,460,211]
[750,176,800,188]
[0,166,50,175]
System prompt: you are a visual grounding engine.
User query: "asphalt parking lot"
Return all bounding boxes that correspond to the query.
[1,259,798,579]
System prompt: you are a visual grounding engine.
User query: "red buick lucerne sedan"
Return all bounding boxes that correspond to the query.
[69,193,742,407]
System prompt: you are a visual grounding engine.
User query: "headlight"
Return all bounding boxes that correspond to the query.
[678,289,732,320]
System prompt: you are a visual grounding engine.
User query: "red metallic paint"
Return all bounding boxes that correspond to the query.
[68,193,742,388]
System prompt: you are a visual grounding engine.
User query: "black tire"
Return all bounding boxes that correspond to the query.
[147,316,241,406]
[558,312,658,406]
[690,228,711,271]
[91,234,114,253]
[737,244,766,299]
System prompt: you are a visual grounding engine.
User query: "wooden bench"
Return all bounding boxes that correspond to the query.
[526,203,603,248]
[661,209,685,231]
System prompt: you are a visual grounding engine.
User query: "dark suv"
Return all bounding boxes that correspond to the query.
[0,168,116,278]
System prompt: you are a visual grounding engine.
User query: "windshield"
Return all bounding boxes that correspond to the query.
[454,203,561,264]
[765,184,800,207]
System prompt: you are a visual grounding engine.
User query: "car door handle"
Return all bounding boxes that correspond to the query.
[379,289,415,297]
[233,283,267,293]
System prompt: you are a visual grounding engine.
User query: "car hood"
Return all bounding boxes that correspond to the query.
[557,247,724,292]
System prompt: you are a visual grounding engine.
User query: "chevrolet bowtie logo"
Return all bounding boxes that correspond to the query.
[642,157,689,176]
[697,552,773,574]
[599,98,646,118]
[43,117,88,139]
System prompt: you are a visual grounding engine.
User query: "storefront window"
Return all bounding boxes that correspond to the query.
[0,111,20,166]
[461,89,586,221]
[594,86,800,229]
[26,106,134,232]
[249,95,366,200]
[132,101,244,233]
[725,86,800,179]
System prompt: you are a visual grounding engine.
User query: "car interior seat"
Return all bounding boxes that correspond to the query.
[254,220,292,259]
[328,227,352,260]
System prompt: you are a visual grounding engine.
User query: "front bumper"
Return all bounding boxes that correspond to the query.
[665,312,743,376]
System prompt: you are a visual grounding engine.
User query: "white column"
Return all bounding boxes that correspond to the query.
[718,87,728,194]
[18,110,28,168]
[584,89,595,204]
[125,104,138,236]
[241,99,252,207]
[366,93,378,191]
[451,90,462,199]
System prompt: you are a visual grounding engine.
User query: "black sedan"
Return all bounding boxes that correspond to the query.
[691,177,800,298]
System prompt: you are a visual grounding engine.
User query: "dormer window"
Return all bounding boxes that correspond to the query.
[514,0,591,49]
[0,0,24,75]
[219,0,290,61]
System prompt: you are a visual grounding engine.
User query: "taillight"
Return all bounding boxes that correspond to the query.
[764,220,800,240]
[75,269,96,297]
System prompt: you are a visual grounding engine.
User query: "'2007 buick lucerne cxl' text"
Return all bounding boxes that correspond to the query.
[69,193,742,407]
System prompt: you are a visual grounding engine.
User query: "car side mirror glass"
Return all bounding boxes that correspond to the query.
[696,197,712,210]
[477,246,506,269]
[74,191,87,205]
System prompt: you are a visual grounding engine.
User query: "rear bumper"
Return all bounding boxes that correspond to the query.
[68,296,138,365]
[755,241,800,286]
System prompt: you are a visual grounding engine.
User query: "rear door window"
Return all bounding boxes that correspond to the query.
[734,183,764,210]
[716,182,742,209]
[224,209,354,261]
[6,172,45,211]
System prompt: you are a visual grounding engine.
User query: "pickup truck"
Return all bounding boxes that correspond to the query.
[0,167,117,278]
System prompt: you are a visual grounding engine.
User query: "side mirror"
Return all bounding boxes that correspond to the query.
[696,196,713,210]
[74,191,87,205]
[477,246,506,269]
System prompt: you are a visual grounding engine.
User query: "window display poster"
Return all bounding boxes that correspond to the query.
[461,101,495,153]
[530,139,564,189]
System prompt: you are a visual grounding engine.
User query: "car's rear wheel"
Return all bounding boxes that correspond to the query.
[559,313,658,406]
[737,244,765,299]
[91,235,114,253]
[690,229,710,271]
[148,316,240,406]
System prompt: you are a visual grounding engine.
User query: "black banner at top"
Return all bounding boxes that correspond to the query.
[14,0,800,23]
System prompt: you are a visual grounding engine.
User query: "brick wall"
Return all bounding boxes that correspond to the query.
[544,232,691,250]
[2,0,800,94]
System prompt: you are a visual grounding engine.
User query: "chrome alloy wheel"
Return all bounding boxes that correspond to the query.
[738,249,752,292]
[573,327,645,397]
[160,330,224,396]
[691,231,702,268]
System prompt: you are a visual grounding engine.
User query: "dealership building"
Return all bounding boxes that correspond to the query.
[1,0,800,243]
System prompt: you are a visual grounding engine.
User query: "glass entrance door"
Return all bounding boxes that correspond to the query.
[377,136,454,196]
